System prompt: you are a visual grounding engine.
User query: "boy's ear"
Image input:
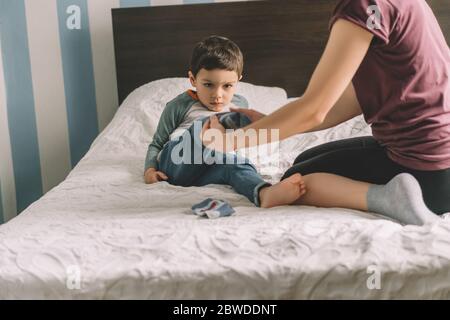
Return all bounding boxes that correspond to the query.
[188,71,196,87]
[239,74,243,81]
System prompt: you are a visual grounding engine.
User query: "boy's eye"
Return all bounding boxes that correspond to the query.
[203,83,212,87]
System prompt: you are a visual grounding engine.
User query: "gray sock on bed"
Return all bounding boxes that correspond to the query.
[367,173,440,226]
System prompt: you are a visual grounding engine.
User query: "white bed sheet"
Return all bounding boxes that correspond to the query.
[1,78,450,299]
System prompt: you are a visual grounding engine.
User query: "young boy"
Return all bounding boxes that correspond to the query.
[144,35,305,208]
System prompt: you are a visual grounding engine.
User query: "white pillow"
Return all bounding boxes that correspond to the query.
[120,77,288,116]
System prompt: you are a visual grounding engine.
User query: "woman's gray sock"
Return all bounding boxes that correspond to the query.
[367,173,440,226]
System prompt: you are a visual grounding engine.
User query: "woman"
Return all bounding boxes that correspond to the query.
[203,0,449,226]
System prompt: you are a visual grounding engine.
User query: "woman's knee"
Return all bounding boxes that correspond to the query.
[419,182,450,215]
[409,169,450,215]
[293,136,378,165]
[281,164,306,181]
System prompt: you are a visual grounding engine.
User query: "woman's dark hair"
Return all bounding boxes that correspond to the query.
[190,35,244,78]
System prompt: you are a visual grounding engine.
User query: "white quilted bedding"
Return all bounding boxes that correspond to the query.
[1,78,449,299]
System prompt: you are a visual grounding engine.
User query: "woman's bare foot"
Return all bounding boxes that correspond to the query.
[259,173,306,208]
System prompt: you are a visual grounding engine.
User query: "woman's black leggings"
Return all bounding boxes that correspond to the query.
[281,136,450,215]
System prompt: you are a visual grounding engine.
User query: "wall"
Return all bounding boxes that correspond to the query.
[0,0,250,223]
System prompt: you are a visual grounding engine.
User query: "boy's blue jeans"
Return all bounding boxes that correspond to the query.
[157,112,271,206]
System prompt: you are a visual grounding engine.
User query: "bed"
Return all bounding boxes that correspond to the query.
[1,0,450,299]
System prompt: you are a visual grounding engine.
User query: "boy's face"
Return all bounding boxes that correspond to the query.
[189,68,242,112]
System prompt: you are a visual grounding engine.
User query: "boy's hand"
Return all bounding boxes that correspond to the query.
[144,168,168,184]
[230,107,266,123]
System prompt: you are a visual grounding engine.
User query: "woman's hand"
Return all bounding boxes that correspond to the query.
[201,115,227,152]
[208,115,226,133]
[230,107,266,123]
[144,168,168,184]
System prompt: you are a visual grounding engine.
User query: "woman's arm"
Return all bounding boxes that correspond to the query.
[246,19,372,140]
[230,81,362,133]
[208,19,373,150]
[304,81,363,133]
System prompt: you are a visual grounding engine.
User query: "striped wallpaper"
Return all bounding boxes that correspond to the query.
[0,0,251,224]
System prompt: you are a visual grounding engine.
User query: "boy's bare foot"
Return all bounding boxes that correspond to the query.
[259,173,306,208]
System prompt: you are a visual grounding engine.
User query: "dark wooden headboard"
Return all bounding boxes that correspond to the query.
[112,0,450,103]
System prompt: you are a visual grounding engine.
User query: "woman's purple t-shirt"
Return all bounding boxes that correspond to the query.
[330,0,450,171]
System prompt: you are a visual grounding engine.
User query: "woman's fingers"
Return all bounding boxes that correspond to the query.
[202,118,211,132]
[210,115,219,124]
[209,115,226,133]
[210,115,222,128]
[230,107,246,114]
[157,172,168,181]
[230,108,266,123]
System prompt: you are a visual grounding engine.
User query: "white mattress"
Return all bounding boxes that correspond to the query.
[1,78,450,299]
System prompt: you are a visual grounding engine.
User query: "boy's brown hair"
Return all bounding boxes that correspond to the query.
[190,35,244,78]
